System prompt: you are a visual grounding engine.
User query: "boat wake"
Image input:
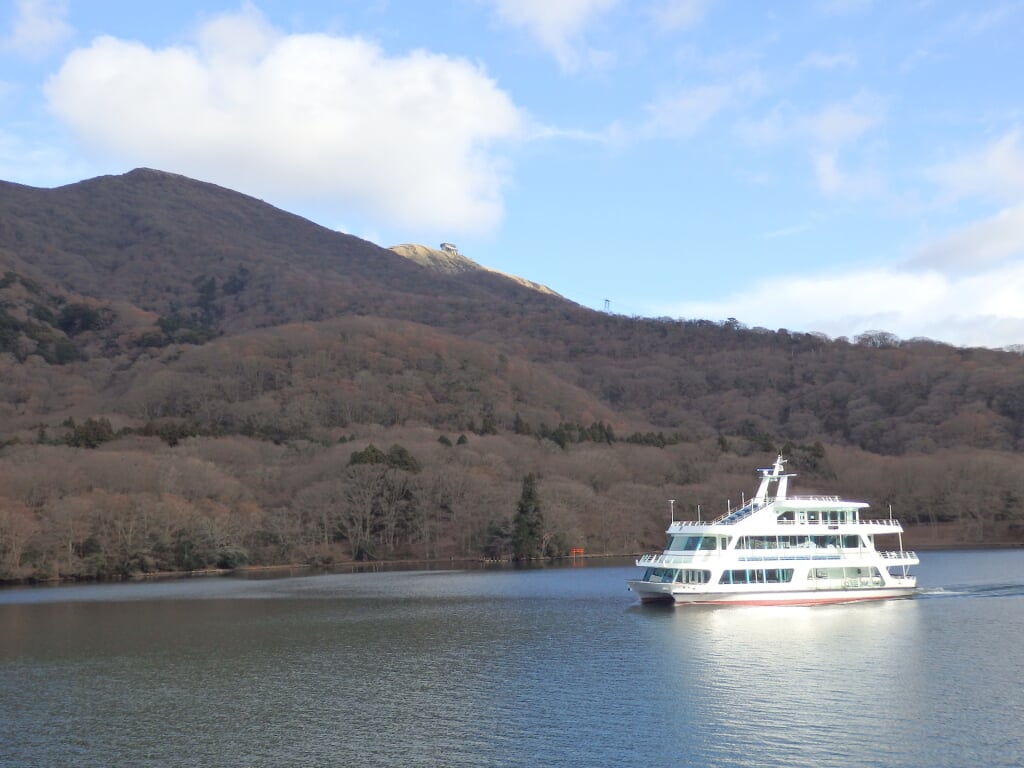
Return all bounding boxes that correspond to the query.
[918,583,1024,599]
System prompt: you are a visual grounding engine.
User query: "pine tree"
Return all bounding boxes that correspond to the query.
[512,474,544,561]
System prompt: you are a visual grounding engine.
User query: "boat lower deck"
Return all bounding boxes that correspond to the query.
[627,579,917,606]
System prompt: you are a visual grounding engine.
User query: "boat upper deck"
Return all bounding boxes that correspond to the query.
[667,515,903,532]
[638,548,918,568]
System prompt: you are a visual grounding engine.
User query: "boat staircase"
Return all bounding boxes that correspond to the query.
[712,499,768,525]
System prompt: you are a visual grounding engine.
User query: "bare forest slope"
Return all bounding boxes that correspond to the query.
[1,169,1022,581]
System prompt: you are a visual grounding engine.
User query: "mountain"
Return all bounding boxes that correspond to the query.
[0,168,565,332]
[1,169,1022,582]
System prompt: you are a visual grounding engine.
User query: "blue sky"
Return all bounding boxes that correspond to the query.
[2,1,1023,348]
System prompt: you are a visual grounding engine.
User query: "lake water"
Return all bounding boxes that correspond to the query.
[1,550,1023,768]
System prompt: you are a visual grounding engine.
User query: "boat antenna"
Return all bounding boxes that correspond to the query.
[669,499,675,523]
[697,504,701,523]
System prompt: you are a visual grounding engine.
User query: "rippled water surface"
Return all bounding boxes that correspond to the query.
[2,550,1023,767]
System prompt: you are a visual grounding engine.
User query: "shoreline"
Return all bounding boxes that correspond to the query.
[1,545,1020,589]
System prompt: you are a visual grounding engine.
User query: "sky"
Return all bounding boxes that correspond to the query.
[2,0,1024,349]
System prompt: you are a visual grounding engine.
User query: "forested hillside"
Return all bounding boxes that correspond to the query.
[1,169,1022,581]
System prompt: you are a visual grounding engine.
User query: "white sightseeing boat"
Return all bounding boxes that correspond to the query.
[627,455,918,606]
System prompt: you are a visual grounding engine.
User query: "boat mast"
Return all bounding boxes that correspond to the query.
[755,455,793,502]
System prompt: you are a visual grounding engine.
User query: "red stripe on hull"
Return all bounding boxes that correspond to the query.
[679,594,910,607]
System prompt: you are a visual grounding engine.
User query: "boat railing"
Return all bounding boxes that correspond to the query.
[637,552,698,567]
[671,511,908,528]
[860,519,904,527]
[709,495,851,525]
[878,550,918,561]
[739,553,843,562]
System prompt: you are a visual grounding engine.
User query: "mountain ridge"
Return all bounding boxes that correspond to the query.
[0,168,567,337]
[389,242,563,297]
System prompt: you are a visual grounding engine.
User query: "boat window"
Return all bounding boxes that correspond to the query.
[667,534,713,551]
[645,568,680,583]
[808,535,843,548]
[777,510,795,522]
[676,569,711,584]
[680,536,717,551]
[842,535,861,548]
[719,568,794,584]
[740,535,807,549]
[810,567,885,582]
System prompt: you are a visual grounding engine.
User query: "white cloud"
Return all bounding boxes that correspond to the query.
[660,261,1024,349]
[649,0,711,32]
[638,70,762,141]
[952,4,1022,36]
[800,97,881,148]
[661,202,1024,348]
[738,95,883,197]
[44,7,525,235]
[761,223,810,240]
[641,84,733,139]
[811,150,882,198]
[739,94,882,151]
[927,130,1024,204]
[699,133,1024,345]
[800,51,857,70]
[734,104,790,146]
[817,0,875,16]
[910,202,1024,274]
[487,0,619,73]
[1,0,72,57]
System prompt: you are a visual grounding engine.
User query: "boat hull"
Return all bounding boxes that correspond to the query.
[626,580,916,606]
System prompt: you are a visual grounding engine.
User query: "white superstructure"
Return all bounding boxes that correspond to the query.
[626,455,918,605]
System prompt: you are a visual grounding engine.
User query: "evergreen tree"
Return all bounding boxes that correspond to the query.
[512,474,544,561]
[349,443,388,466]
[66,417,115,449]
[482,518,513,560]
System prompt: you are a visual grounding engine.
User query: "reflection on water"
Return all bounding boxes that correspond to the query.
[1,551,1023,768]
